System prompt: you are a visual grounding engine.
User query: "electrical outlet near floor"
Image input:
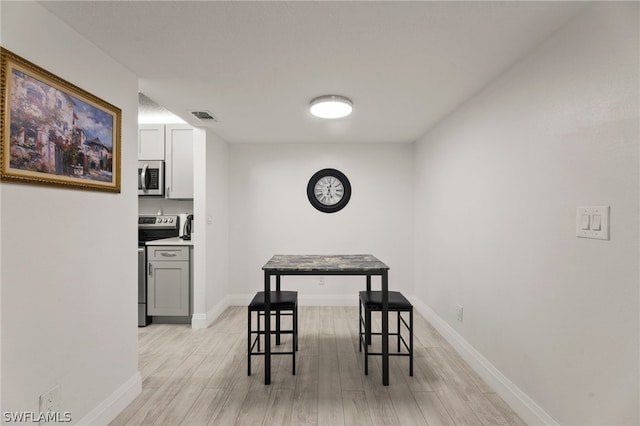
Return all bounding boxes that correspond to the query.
[456,305,464,322]
[39,385,60,414]
[318,276,325,286]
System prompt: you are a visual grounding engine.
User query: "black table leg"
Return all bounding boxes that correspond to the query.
[366,274,372,345]
[275,275,281,345]
[264,270,271,385]
[382,269,389,386]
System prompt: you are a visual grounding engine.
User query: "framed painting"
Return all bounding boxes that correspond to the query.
[0,47,121,193]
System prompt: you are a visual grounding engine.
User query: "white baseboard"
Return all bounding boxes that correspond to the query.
[193,292,357,328]
[410,297,558,426]
[228,293,253,306]
[299,294,358,306]
[191,312,208,329]
[192,295,232,329]
[228,293,358,307]
[75,372,141,426]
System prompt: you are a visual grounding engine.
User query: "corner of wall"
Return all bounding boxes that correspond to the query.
[191,295,231,329]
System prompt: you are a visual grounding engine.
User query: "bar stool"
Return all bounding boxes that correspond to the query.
[247,290,298,376]
[359,290,413,376]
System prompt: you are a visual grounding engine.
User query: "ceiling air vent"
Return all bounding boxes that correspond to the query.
[190,110,217,121]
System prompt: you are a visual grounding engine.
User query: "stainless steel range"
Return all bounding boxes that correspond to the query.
[138,215,180,326]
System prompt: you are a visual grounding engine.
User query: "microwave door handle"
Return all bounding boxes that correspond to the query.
[140,164,148,190]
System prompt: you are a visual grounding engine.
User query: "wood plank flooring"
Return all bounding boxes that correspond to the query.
[111,306,525,425]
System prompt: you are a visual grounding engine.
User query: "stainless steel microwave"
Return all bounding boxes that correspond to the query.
[138,160,164,196]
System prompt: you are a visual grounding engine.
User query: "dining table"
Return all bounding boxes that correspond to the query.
[262,254,391,385]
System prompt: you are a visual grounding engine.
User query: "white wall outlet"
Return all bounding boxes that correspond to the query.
[319,276,325,286]
[576,206,610,240]
[39,385,60,414]
[456,305,463,322]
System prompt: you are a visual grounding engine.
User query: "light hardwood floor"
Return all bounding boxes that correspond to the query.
[111,306,525,425]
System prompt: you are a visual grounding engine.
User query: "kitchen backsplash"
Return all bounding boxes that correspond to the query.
[139,197,193,215]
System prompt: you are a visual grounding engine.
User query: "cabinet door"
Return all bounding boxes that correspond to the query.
[147,260,190,316]
[165,124,194,199]
[138,124,165,160]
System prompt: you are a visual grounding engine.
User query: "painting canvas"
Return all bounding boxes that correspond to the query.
[0,47,121,192]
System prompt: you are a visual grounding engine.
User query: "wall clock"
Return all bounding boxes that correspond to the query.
[307,168,351,213]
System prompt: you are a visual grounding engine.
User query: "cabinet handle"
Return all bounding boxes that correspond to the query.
[148,263,153,277]
[160,252,177,257]
[166,186,170,196]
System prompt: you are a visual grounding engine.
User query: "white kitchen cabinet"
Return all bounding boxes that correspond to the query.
[147,246,190,316]
[165,124,194,199]
[138,124,165,160]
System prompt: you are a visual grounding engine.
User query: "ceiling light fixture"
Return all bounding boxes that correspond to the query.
[309,95,353,119]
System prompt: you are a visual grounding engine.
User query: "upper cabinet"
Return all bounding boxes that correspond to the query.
[138,124,165,160]
[138,123,194,199]
[165,124,194,200]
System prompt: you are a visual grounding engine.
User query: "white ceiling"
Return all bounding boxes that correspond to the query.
[40,1,586,144]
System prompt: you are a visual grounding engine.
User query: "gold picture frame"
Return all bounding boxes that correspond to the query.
[0,47,121,193]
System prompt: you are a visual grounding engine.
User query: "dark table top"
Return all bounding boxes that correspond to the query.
[262,254,389,272]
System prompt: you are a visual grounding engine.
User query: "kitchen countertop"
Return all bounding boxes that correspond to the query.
[146,237,194,246]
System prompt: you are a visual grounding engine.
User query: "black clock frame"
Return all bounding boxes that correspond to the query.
[307,168,352,213]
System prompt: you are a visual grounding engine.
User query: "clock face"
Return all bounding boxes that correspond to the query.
[314,176,344,206]
[307,169,351,213]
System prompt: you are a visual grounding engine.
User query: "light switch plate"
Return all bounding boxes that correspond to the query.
[576,206,610,240]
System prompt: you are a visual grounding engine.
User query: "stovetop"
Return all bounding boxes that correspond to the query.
[138,215,180,245]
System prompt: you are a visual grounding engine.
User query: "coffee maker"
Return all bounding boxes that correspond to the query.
[181,214,193,240]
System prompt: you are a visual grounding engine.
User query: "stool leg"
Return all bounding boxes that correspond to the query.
[397,311,401,352]
[409,308,414,376]
[247,308,252,376]
[275,277,281,345]
[276,310,281,346]
[358,298,363,352]
[364,306,369,375]
[257,311,261,352]
[366,308,372,346]
[293,305,297,375]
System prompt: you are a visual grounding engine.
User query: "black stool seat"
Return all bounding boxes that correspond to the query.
[249,291,298,309]
[359,291,412,310]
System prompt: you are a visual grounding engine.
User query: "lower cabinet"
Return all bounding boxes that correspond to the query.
[147,246,190,316]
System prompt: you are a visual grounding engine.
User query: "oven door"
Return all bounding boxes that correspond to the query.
[138,160,164,196]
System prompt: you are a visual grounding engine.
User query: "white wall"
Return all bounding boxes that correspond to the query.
[138,198,193,216]
[201,130,230,324]
[229,143,413,304]
[413,3,639,425]
[1,1,140,422]
[192,128,230,328]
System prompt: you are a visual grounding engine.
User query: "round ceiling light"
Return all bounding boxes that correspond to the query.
[309,95,353,119]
